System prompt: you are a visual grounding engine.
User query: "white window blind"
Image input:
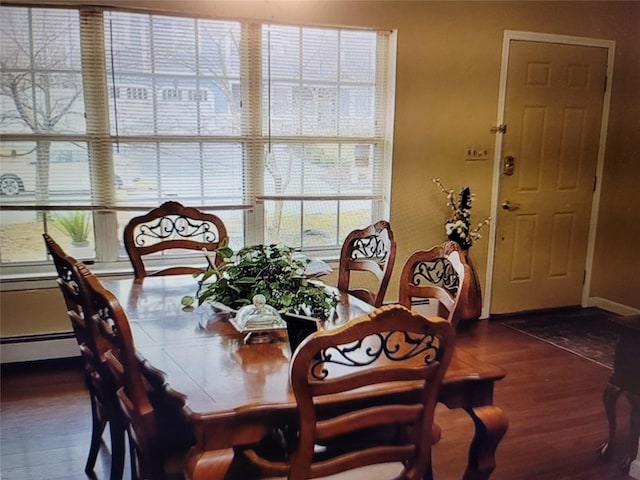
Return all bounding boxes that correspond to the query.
[103,12,247,210]
[0,8,88,202]
[0,5,394,271]
[258,25,389,248]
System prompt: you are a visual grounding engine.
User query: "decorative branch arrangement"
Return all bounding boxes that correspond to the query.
[433,178,490,250]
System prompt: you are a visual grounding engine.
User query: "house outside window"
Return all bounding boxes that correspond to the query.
[0,6,395,277]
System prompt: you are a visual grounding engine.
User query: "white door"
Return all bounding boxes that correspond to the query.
[491,40,608,314]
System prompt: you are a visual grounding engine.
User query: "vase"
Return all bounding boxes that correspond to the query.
[456,249,483,328]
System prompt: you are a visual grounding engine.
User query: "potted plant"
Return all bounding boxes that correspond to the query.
[52,211,91,247]
[191,243,338,321]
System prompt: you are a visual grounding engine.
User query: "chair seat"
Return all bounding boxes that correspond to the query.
[262,461,404,480]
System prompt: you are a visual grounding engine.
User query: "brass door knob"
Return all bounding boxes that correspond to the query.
[501,200,520,211]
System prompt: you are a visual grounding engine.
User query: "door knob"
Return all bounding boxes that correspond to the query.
[501,200,520,211]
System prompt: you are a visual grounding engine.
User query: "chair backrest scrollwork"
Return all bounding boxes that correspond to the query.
[123,201,228,279]
[399,241,466,326]
[337,220,397,307]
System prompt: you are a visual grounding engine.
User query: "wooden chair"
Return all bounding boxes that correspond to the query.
[43,233,126,480]
[337,220,396,307]
[398,241,466,327]
[123,201,228,280]
[236,304,455,480]
[76,263,197,480]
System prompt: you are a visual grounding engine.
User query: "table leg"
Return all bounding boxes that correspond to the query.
[597,382,623,460]
[184,447,234,480]
[461,405,509,480]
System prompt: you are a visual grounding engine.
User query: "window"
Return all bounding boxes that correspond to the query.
[0,6,394,276]
[161,88,181,101]
[125,86,149,100]
[186,89,208,102]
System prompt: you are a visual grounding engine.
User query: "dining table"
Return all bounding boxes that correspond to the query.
[102,274,508,480]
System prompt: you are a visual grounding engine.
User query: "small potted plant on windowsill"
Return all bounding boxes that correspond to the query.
[52,211,91,247]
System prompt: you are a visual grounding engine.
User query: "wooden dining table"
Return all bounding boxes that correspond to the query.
[102,274,508,480]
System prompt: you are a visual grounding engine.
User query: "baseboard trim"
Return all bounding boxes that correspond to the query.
[1,332,78,364]
[587,297,640,316]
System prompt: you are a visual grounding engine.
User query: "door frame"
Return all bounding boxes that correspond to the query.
[483,30,616,317]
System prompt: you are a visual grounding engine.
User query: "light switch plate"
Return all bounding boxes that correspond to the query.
[465,145,490,160]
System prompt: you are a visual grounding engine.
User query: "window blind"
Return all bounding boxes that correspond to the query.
[257,24,390,248]
[0,7,89,206]
[103,11,247,210]
[0,4,394,267]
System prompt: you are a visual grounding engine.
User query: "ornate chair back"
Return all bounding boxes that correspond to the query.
[398,241,466,327]
[337,220,396,307]
[123,201,228,280]
[43,233,125,479]
[239,305,454,480]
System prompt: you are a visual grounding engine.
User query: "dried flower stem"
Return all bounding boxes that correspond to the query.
[432,178,490,250]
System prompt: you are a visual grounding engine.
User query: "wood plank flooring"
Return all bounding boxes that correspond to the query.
[1,313,634,480]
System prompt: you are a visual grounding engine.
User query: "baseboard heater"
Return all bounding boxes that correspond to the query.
[1,331,79,364]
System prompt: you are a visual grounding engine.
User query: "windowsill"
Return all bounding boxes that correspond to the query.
[0,262,135,291]
[0,255,340,291]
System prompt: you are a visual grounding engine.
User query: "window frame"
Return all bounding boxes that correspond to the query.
[0,5,396,280]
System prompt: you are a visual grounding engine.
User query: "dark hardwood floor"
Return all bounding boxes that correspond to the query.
[1,313,634,480]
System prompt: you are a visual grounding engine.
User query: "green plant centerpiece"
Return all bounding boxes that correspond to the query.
[194,244,338,321]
